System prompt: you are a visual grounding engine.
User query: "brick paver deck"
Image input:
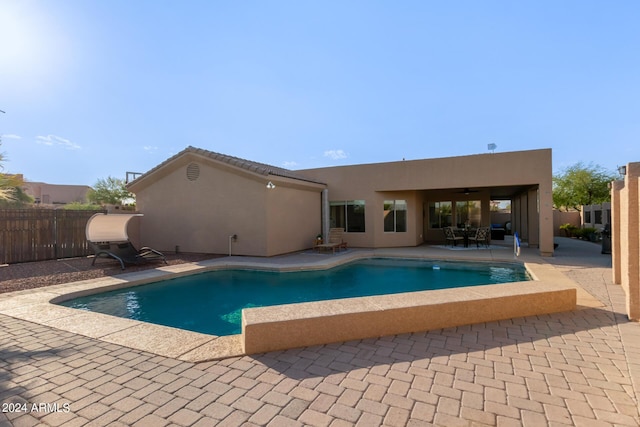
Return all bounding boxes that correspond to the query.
[1,238,639,426]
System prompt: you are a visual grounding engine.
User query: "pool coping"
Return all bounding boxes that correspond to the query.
[0,247,601,362]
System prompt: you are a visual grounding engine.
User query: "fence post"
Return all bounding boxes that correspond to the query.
[54,208,58,259]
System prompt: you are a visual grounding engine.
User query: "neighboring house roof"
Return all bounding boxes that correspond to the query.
[128,146,326,189]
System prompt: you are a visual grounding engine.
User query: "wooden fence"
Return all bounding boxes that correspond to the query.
[0,209,106,264]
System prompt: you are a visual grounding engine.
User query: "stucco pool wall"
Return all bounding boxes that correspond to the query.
[242,279,576,354]
[1,248,584,361]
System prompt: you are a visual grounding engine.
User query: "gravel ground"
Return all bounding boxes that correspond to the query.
[0,253,223,294]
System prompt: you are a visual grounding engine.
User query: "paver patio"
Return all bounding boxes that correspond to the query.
[1,237,639,426]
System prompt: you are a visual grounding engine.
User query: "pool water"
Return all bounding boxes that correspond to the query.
[60,258,530,336]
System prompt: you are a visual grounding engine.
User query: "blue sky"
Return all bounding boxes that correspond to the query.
[1,1,639,185]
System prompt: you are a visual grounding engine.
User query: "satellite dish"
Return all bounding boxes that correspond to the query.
[488,143,497,153]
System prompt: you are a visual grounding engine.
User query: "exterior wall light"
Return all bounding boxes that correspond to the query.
[266,181,276,189]
[618,165,627,176]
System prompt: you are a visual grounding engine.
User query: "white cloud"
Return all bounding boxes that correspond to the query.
[36,134,80,150]
[36,136,53,146]
[324,149,348,160]
[1,134,22,140]
[143,146,159,152]
[283,161,298,168]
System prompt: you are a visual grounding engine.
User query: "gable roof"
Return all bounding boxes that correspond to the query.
[128,146,326,189]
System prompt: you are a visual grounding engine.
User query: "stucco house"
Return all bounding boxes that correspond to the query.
[127,147,554,257]
[22,180,91,206]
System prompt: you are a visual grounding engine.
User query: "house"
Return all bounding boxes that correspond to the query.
[127,147,326,256]
[127,147,554,257]
[581,202,611,230]
[22,180,91,206]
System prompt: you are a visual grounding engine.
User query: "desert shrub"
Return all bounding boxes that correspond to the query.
[559,223,578,237]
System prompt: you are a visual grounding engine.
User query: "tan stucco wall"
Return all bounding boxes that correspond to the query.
[242,261,577,354]
[265,182,321,256]
[612,180,623,285]
[553,210,581,236]
[132,154,322,256]
[612,162,640,320]
[298,149,554,255]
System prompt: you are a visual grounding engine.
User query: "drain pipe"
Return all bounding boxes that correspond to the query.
[229,234,237,256]
[321,189,329,242]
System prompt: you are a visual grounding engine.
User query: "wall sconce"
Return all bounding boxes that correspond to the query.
[266,181,276,189]
[618,165,627,176]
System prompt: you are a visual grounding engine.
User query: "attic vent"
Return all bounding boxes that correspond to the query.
[186,163,200,181]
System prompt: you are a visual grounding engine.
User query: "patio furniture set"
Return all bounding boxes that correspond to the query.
[443,226,491,248]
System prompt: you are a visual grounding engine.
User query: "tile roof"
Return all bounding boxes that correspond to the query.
[133,146,326,185]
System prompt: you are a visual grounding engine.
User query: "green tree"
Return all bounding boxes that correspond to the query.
[88,176,133,205]
[0,140,27,202]
[0,184,33,207]
[553,162,615,211]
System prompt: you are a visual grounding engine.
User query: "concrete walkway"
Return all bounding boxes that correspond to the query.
[1,238,639,426]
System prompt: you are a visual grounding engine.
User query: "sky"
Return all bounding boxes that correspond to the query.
[1,1,639,185]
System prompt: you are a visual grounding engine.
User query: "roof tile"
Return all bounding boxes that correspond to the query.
[130,146,325,186]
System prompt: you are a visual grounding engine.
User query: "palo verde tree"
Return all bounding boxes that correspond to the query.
[87,176,133,205]
[552,162,616,211]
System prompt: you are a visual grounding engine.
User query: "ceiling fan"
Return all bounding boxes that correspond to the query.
[456,188,480,195]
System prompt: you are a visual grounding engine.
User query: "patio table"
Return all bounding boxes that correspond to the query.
[455,228,476,248]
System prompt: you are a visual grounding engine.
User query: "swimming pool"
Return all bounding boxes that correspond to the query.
[60,258,530,336]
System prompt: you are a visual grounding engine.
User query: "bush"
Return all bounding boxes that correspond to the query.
[559,223,578,237]
[62,202,102,210]
[583,227,600,242]
[572,228,585,239]
[574,227,600,241]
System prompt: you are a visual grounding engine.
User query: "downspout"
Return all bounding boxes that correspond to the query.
[229,234,237,256]
[322,189,329,242]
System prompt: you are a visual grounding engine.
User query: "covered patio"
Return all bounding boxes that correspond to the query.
[300,148,554,256]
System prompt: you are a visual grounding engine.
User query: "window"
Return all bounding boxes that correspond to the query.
[594,210,602,224]
[384,200,407,232]
[455,201,481,228]
[429,201,452,228]
[329,200,365,232]
[584,211,591,223]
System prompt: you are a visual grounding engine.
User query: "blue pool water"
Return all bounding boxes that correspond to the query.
[60,258,530,336]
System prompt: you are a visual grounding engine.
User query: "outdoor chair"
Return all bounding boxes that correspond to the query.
[468,227,490,248]
[86,213,167,270]
[443,226,464,247]
[90,241,167,270]
[315,228,348,254]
